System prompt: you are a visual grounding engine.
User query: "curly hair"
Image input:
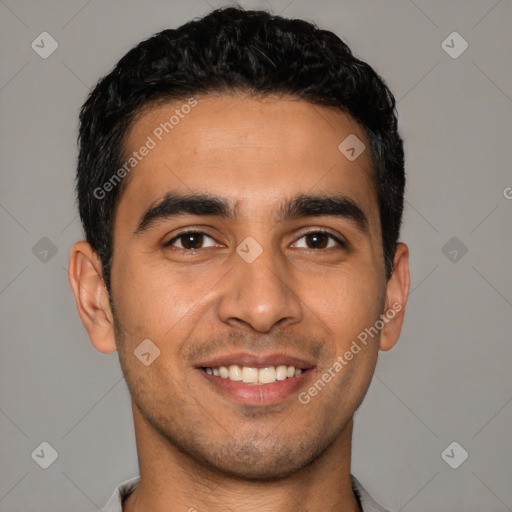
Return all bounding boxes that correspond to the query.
[76,6,405,294]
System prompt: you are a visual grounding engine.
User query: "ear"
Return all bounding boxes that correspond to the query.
[379,242,410,352]
[68,240,117,354]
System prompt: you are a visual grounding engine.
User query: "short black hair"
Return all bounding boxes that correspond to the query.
[76,5,405,294]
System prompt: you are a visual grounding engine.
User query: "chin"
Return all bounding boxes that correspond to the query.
[187,437,323,482]
[201,456,311,482]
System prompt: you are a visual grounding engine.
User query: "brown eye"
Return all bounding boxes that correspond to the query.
[166,231,217,250]
[305,232,329,249]
[292,231,345,250]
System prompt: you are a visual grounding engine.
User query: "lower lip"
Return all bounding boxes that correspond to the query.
[197,369,314,405]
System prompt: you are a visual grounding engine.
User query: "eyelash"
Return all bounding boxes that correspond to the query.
[164,229,346,252]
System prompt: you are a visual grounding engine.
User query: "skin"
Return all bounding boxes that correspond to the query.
[68,93,410,512]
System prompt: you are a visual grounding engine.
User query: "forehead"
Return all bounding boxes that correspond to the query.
[117,93,378,227]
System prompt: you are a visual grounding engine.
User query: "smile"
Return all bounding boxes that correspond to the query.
[201,364,303,385]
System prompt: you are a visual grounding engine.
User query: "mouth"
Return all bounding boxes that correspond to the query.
[200,364,306,385]
[195,352,316,405]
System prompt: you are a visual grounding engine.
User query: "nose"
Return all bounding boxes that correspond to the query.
[216,242,303,333]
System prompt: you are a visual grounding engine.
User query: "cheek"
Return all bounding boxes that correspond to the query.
[304,266,384,340]
[113,255,217,338]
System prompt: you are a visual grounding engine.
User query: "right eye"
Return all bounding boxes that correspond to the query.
[165,231,220,251]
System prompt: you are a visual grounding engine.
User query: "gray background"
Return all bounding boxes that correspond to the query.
[1,0,511,510]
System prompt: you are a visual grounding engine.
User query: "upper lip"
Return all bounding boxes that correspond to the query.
[195,352,316,370]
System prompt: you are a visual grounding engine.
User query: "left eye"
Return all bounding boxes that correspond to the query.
[166,230,344,251]
[292,231,344,250]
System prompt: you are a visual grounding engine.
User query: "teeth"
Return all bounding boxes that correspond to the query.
[203,364,304,385]
[241,366,258,383]
[228,364,243,381]
[259,367,276,384]
[276,365,288,381]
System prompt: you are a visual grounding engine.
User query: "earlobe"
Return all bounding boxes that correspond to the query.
[68,241,117,354]
[379,242,410,352]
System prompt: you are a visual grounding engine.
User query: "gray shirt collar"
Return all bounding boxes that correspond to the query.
[101,474,391,512]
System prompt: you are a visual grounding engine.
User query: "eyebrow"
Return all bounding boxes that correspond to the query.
[134,191,369,235]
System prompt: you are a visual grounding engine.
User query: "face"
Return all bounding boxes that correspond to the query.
[75,93,409,480]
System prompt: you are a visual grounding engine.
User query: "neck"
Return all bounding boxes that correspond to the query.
[123,401,362,512]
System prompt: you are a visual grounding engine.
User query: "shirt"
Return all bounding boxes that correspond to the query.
[101,474,391,512]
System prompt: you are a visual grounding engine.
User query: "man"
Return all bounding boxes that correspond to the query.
[68,6,410,512]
